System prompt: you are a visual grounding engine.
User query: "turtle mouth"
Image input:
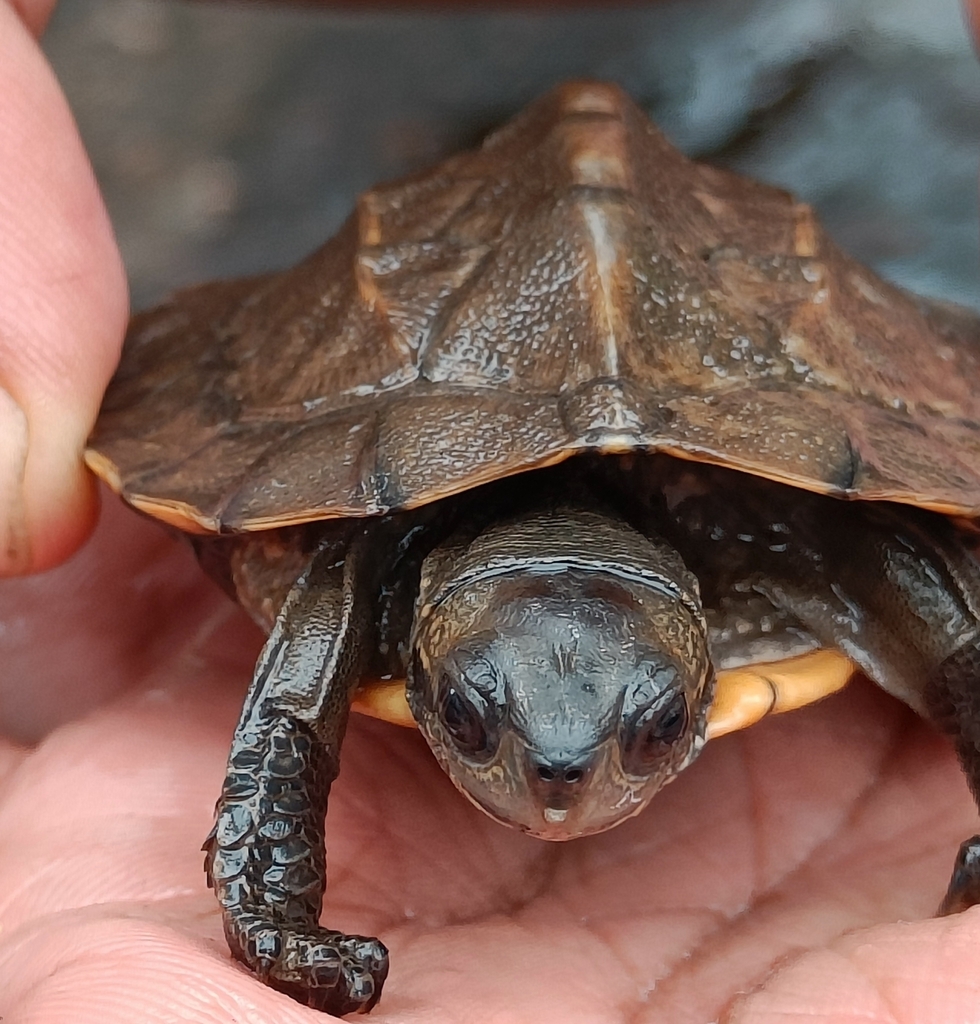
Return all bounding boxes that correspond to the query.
[453,777,663,842]
[446,770,642,842]
[520,798,655,841]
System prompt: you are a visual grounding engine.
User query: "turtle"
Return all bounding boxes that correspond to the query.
[85,80,980,1015]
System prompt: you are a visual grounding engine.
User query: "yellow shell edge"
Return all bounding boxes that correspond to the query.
[706,649,856,740]
[351,648,856,737]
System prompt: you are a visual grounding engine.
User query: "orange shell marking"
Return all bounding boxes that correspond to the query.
[352,648,856,736]
[352,680,417,729]
[705,649,855,740]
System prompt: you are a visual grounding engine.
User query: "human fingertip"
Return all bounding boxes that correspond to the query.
[0,383,31,574]
[0,395,100,577]
[28,461,101,576]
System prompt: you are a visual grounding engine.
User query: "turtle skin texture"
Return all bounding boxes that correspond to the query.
[86,82,980,1014]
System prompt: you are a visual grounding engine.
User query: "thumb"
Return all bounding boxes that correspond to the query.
[0,0,128,575]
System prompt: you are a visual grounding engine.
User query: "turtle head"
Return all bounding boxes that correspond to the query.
[408,510,713,840]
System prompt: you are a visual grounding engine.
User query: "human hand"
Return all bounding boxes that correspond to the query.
[0,0,126,577]
[3,500,980,1021]
[5,1,980,1021]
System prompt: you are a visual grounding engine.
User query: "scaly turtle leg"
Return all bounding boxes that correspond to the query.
[203,530,388,1014]
[924,643,980,914]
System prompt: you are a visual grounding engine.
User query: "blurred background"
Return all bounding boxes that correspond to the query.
[43,0,980,310]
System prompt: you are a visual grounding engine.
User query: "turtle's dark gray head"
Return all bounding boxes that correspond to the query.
[408,509,713,840]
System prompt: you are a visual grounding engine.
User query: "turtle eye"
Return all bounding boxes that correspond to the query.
[439,677,491,758]
[623,694,689,774]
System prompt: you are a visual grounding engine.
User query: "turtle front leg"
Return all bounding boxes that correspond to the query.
[203,531,389,1014]
[922,640,980,915]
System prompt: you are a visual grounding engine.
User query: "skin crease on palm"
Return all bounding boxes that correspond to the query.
[8,3,980,1023]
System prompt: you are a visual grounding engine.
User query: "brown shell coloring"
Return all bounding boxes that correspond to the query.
[86,81,980,533]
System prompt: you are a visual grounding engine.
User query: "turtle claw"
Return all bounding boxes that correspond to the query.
[226,912,389,1014]
[939,834,980,916]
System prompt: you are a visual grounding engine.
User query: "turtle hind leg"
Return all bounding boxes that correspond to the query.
[203,530,389,1014]
[922,639,980,915]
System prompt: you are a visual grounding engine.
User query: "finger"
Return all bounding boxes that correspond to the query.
[0,1,127,575]
[967,0,980,50]
[10,0,57,36]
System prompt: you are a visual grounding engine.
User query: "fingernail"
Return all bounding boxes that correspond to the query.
[0,383,30,574]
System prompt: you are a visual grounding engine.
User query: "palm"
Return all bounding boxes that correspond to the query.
[2,497,979,1023]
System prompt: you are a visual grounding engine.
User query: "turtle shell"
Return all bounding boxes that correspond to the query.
[86,80,980,534]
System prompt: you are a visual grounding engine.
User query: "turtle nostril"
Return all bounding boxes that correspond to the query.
[533,760,588,785]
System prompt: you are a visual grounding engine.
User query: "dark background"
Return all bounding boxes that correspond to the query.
[43,0,980,310]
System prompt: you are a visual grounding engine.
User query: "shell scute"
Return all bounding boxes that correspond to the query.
[87,81,980,529]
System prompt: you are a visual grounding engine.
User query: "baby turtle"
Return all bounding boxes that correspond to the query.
[87,82,980,1014]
